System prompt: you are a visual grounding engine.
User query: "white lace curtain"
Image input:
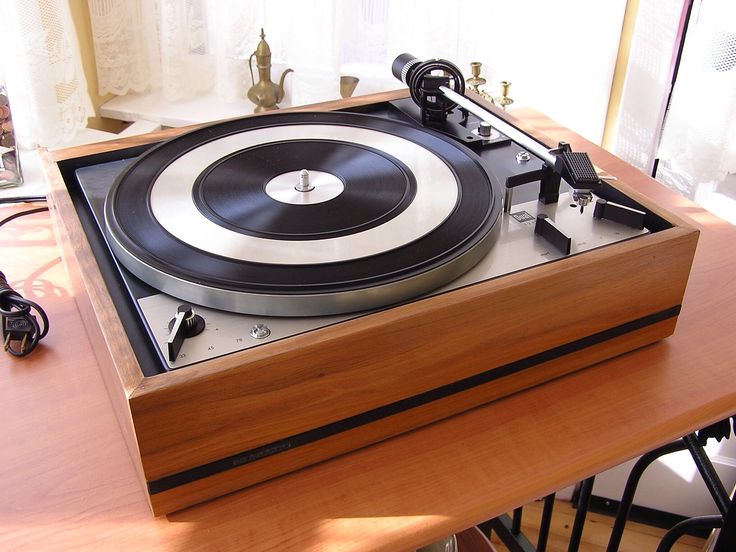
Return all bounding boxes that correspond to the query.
[87,0,477,102]
[87,0,627,143]
[88,0,249,101]
[4,0,93,148]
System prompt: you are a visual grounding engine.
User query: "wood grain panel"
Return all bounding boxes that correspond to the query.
[148,317,677,515]
[130,225,697,483]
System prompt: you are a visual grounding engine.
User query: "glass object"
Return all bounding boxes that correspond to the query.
[416,534,457,552]
[340,75,359,98]
[0,84,22,188]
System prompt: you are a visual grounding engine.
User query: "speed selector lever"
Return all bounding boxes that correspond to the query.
[167,304,205,362]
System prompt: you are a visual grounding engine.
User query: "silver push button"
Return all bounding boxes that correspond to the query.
[250,323,271,339]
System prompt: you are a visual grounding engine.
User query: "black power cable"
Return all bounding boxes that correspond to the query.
[1,201,50,356]
[0,206,49,228]
[0,195,48,205]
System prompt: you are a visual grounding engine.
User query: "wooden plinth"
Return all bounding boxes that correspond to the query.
[42,91,698,515]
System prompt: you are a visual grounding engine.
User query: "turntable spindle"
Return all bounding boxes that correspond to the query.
[296,169,314,192]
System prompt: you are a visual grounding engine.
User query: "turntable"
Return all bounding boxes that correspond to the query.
[43,55,698,514]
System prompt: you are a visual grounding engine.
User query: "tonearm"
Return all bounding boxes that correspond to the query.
[392,53,602,214]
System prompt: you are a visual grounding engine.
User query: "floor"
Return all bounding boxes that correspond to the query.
[488,500,707,552]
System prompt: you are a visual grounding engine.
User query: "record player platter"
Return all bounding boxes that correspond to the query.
[105,111,502,316]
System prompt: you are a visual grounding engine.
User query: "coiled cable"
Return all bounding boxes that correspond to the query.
[0,270,49,356]
[1,202,50,356]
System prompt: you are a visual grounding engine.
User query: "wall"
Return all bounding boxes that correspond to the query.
[602,0,640,150]
[67,0,123,133]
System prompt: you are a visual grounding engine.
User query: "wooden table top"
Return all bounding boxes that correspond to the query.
[1,109,735,552]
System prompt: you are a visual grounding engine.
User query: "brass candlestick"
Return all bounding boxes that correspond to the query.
[494,80,514,110]
[466,62,494,103]
[466,62,486,93]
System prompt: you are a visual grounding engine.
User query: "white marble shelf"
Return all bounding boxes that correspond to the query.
[100,90,263,128]
[100,70,398,128]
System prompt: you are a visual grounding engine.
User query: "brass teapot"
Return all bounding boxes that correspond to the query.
[247,29,293,113]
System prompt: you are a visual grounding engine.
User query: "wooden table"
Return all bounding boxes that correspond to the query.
[1,109,735,551]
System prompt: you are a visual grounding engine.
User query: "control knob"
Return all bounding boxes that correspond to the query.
[478,121,493,138]
[166,304,205,362]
